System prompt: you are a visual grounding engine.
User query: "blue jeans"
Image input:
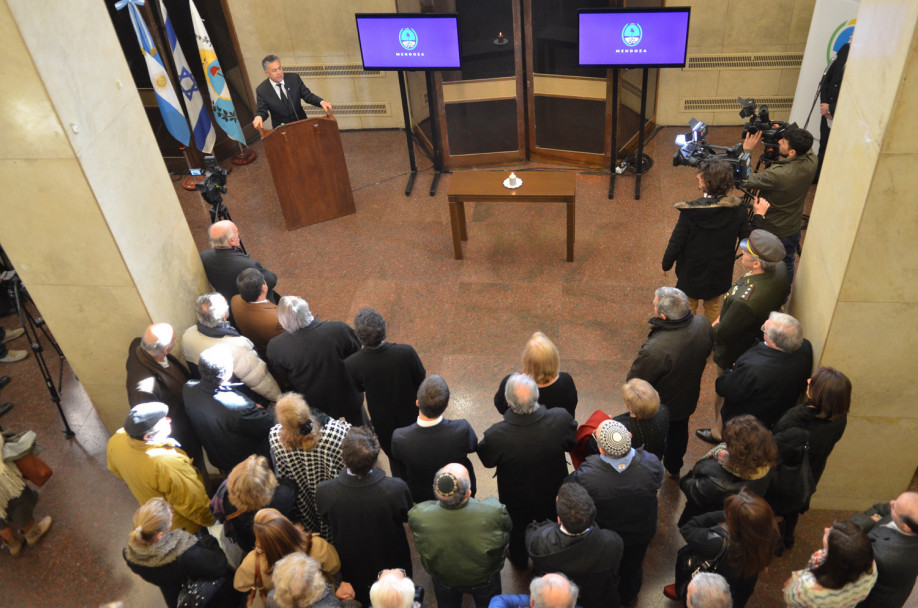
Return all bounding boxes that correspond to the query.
[433,574,502,608]
[780,231,801,293]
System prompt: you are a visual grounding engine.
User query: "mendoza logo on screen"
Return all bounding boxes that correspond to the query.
[622,23,642,46]
[399,28,418,50]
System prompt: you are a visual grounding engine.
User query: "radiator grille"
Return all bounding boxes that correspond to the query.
[289,64,381,78]
[685,53,804,70]
[681,97,794,112]
[302,103,391,117]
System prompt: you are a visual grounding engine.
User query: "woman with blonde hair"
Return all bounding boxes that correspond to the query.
[269,393,350,538]
[493,331,578,417]
[123,497,238,608]
[613,378,670,460]
[216,455,296,554]
[234,508,353,603]
[267,552,341,608]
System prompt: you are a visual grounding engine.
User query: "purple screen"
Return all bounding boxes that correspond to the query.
[579,10,690,67]
[356,15,461,71]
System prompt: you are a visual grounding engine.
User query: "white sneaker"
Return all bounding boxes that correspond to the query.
[1,327,24,344]
[0,350,28,363]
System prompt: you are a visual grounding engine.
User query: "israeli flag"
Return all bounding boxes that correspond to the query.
[160,0,214,153]
[115,0,191,146]
[189,0,246,144]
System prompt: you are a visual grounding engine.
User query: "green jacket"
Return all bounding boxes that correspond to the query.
[713,265,789,370]
[408,497,511,587]
[743,150,816,238]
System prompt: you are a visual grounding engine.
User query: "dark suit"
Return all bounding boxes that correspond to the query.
[255,73,325,127]
[124,337,202,467]
[199,248,277,309]
[390,418,478,503]
[850,502,918,608]
[230,295,284,357]
[477,406,577,568]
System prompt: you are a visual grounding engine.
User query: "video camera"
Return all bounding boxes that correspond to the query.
[194,155,228,207]
[738,96,794,163]
[672,118,752,185]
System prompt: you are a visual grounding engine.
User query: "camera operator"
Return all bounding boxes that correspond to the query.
[741,126,817,291]
[662,158,769,324]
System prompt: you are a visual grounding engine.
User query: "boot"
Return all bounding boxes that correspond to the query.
[2,536,23,557]
[23,516,52,546]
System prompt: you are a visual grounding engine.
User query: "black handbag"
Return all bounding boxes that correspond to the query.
[770,428,816,514]
[177,576,226,608]
[674,532,729,600]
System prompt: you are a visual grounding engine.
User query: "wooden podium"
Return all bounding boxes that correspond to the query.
[262,116,356,230]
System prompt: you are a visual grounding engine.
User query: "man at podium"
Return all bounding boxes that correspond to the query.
[252,54,333,129]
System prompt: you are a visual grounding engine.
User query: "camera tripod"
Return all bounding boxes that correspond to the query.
[2,270,75,438]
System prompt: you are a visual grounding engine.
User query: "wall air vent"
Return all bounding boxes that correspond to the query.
[681,97,794,113]
[685,53,804,70]
[303,103,391,117]
[289,64,381,78]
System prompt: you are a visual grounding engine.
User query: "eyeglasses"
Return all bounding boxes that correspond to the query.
[378,568,406,580]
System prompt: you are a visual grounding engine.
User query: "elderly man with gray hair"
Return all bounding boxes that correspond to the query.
[370,569,424,608]
[488,573,580,608]
[716,311,813,432]
[478,373,577,570]
[409,463,511,608]
[627,286,713,478]
[266,296,363,424]
[687,573,732,608]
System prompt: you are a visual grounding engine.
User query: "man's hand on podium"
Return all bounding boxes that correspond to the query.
[321,100,333,114]
[253,115,264,130]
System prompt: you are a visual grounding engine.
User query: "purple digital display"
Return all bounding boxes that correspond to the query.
[356,14,461,71]
[579,8,690,68]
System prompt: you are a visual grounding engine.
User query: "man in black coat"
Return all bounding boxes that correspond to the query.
[849,491,918,608]
[252,54,332,129]
[815,40,850,182]
[717,311,812,431]
[567,420,663,607]
[182,344,274,473]
[477,373,577,569]
[316,427,413,607]
[125,323,203,470]
[627,287,713,477]
[344,307,426,477]
[390,374,478,502]
[199,220,278,310]
[267,296,363,424]
[526,482,623,608]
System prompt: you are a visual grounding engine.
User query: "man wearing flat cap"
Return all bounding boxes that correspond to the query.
[697,229,790,444]
[566,419,663,607]
[408,463,511,608]
[107,402,215,533]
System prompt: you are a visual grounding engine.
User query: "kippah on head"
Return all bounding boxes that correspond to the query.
[125,402,169,439]
[596,419,631,457]
[435,471,459,498]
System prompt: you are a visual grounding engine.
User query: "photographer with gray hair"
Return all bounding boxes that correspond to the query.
[408,463,511,608]
[479,373,577,569]
[267,296,363,424]
[716,311,813,432]
[687,573,732,608]
[627,286,713,477]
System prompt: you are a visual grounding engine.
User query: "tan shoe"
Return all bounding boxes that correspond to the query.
[23,516,52,546]
[0,350,28,363]
[2,536,23,557]
[1,328,25,344]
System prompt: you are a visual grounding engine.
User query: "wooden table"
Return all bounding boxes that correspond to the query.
[446,171,576,262]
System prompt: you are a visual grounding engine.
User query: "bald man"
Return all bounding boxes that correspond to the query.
[489,573,580,608]
[409,463,511,608]
[199,220,277,309]
[125,324,203,469]
[850,491,918,608]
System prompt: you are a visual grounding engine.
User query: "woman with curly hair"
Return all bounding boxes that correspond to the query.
[493,331,578,418]
[784,521,877,607]
[124,497,239,608]
[269,392,350,538]
[234,508,353,603]
[665,488,780,607]
[679,415,777,525]
[268,552,341,608]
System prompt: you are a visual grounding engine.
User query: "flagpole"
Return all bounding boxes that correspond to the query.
[231,141,256,165]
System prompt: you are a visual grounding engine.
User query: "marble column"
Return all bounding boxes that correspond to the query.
[0,0,209,432]
[792,0,918,510]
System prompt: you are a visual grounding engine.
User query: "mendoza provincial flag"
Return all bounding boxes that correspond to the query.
[189,0,246,144]
[159,0,214,153]
[115,0,190,146]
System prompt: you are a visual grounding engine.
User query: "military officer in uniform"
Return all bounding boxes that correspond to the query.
[697,229,790,443]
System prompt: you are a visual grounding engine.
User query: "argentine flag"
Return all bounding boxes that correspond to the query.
[160,0,214,153]
[116,0,190,146]
[189,0,246,144]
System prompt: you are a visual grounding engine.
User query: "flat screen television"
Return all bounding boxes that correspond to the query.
[355,13,461,71]
[579,7,690,68]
